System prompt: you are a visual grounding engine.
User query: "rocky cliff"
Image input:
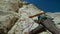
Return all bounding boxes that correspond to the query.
[0,0,60,34]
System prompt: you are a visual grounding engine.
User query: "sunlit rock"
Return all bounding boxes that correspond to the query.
[18,4,41,17]
[0,0,21,13]
[0,0,60,34]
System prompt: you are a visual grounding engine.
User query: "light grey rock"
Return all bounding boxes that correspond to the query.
[0,0,60,34]
[46,12,60,29]
[18,4,42,17]
[0,0,20,12]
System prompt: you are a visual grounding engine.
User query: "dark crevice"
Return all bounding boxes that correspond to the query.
[7,17,19,33]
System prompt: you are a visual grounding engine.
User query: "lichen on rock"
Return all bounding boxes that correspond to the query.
[0,0,60,34]
[0,0,21,13]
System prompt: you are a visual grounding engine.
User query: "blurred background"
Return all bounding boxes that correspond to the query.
[22,0,60,12]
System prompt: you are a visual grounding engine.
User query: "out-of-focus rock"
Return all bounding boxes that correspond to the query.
[8,17,38,34]
[8,2,42,34]
[46,12,60,29]
[0,0,60,34]
[18,4,42,17]
[0,0,21,13]
[0,0,21,34]
[40,32,51,34]
[0,14,18,34]
[22,1,30,5]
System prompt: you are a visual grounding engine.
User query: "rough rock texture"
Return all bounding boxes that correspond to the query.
[0,0,20,13]
[0,0,41,34]
[0,0,60,34]
[8,17,38,34]
[0,0,20,34]
[18,4,41,17]
[46,12,60,29]
[0,14,18,34]
[8,3,41,34]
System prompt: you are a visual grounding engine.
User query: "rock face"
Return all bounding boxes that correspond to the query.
[0,14,18,34]
[0,0,41,34]
[8,3,41,34]
[46,12,60,29]
[18,4,42,17]
[0,0,20,34]
[0,0,60,34]
[0,0,20,13]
